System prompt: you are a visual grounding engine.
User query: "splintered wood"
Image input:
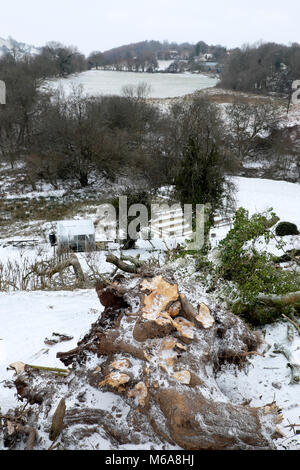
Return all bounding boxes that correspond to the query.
[98,372,130,389]
[196,303,215,329]
[9,361,26,374]
[173,370,191,385]
[128,382,148,407]
[140,275,179,323]
[172,317,195,341]
[110,359,131,370]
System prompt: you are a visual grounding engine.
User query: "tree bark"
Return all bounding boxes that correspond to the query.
[106,254,138,274]
[48,254,86,285]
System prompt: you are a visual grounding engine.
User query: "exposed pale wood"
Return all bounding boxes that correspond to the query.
[282,314,300,336]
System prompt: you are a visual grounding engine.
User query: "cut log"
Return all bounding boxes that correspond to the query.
[156,388,279,450]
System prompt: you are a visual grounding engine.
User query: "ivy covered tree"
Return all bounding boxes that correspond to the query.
[175,137,226,214]
[173,97,234,220]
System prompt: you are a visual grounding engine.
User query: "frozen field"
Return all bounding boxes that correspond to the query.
[47,69,218,99]
[0,290,101,415]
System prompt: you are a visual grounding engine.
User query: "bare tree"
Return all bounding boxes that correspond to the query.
[226,100,282,161]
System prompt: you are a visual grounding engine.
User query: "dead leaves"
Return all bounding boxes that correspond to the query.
[49,398,66,442]
[44,332,73,346]
[261,401,283,425]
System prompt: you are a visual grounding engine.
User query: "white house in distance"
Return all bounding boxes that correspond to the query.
[56,219,95,253]
[194,53,215,63]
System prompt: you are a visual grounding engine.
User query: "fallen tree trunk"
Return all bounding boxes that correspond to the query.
[29,253,88,287]
[59,276,281,449]
[6,274,281,450]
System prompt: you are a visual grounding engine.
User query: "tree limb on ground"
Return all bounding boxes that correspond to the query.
[106,253,138,274]
[48,254,86,284]
[106,253,153,277]
[258,291,300,310]
[30,253,88,287]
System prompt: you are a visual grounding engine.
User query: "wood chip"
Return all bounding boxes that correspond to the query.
[196,303,214,329]
[9,361,26,374]
[128,382,148,407]
[173,370,191,385]
[172,317,195,340]
[98,372,130,389]
[110,359,131,370]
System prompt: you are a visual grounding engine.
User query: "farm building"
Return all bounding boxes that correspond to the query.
[56,219,95,253]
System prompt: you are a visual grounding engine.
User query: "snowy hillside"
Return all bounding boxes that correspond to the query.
[0,36,40,57]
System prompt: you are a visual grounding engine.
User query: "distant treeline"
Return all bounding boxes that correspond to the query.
[87,40,227,72]
[0,41,87,79]
[88,40,193,72]
[1,49,292,194]
[2,37,300,96]
[220,42,300,95]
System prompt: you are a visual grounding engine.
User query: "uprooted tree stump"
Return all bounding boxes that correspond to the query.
[5,271,282,450]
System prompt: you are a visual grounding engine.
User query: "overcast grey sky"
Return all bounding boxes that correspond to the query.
[1,0,299,54]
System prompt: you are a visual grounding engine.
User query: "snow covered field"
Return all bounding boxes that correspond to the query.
[0,290,101,414]
[0,176,299,449]
[46,69,218,99]
[235,177,300,225]
[210,177,300,256]
[216,322,300,450]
